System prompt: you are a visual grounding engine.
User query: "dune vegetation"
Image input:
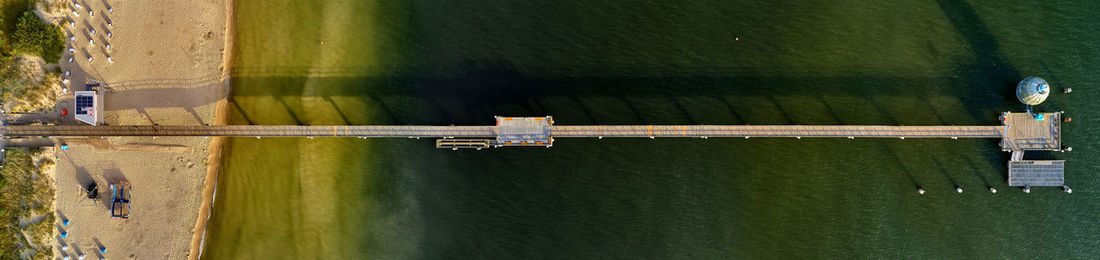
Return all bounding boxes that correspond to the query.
[0,0,64,259]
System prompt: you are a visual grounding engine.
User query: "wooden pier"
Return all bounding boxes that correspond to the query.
[0,113,1066,188]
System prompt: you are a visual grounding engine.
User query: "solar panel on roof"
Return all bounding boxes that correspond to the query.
[76,96,94,113]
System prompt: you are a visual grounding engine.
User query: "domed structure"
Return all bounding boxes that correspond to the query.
[1016,77,1050,105]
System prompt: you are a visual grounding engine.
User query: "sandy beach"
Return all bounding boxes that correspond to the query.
[50,0,228,259]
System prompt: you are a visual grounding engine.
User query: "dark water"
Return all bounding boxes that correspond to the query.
[204,0,1100,258]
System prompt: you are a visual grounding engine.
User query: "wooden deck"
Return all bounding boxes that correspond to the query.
[1001,112,1061,151]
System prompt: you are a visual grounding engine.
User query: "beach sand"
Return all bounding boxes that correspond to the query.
[50,0,227,259]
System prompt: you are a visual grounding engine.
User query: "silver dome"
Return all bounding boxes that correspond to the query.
[1016,77,1050,106]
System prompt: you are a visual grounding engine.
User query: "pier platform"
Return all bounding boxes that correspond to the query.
[1001,112,1061,151]
[1008,160,1065,187]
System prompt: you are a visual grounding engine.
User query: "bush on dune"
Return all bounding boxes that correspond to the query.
[11,11,63,62]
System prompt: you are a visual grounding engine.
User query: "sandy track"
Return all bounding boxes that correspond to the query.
[52,0,227,259]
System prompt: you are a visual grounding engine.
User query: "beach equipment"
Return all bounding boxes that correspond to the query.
[90,29,96,35]
[84,182,98,200]
[110,182,132,219]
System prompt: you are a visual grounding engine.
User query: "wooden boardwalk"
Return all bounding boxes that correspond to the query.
[551,125,1003,138]
[0,125,497,137]
[0,124,1004,138]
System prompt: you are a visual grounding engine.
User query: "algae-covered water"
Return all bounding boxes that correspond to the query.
[203,0,1100,258]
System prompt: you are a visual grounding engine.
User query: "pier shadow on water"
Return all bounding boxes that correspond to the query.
[202,0,1100,258]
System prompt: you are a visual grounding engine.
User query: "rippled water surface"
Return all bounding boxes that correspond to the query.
[204,0,1100,258]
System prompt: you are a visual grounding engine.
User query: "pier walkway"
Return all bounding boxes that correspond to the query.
[0,124,1005,138]
[0,113,1067,188]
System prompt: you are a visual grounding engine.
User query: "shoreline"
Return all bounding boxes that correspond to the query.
[188,0,235,258]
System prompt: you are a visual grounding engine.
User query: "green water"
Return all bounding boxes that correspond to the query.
[204,0,1100,258]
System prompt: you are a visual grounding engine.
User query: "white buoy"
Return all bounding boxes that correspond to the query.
[597,136,602,139]
[744,136,750,139]
[1023,186,1031,193]
[848,136,854,139]
[900,137,906,140]
[917,188,925,195]
[649,136,655,139]
[1063,186,1072,193]
[951,137,958,140]
[956,187,963,193]
[989,187,997,193]
[796,136,801,139]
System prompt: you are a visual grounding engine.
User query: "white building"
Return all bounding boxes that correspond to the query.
[74,91,100,125]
